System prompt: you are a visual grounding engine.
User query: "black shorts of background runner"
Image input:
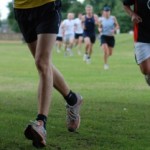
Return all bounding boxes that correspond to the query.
[75,33,83,39]
[83,33,96,44]
[56,36,63,41]
[100,35,115,48]
[14,2,61,43]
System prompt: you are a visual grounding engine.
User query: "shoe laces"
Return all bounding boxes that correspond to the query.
[29,120,46,134]
[66,105,79,121]
[30,120,41,126]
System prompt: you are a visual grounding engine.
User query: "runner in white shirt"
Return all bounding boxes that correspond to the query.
[74,13,83,55]
[62,13,75,56]
[56,22,63,53]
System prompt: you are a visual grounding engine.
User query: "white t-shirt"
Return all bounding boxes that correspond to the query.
[62,19,75,35]
[57,23,63,37]
[74,18,83,34]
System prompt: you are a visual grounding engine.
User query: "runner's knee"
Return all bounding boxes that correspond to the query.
[35,58,50,75]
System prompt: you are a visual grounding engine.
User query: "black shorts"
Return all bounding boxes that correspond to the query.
[75,33,83,39]
[14,2,61,43]
[56,36,63,41]
[101,35,115,48]
[83,33,96,44]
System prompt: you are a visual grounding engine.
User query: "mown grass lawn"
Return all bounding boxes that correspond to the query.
[0,34,150,150]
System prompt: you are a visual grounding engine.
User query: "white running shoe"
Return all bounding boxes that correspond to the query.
[83,54,87,61]
[24,120,46,148]
[66,94,83,132]
[86,58,91,64]
[67,48,73,56]
[104,64,109,70]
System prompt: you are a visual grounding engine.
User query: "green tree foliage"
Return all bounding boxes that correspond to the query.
[61,0,85,18]
[7,2,20,32]
[67,1,85,17]
[7,0,133,33]
[0,13,1,27]
[112,0,133,33]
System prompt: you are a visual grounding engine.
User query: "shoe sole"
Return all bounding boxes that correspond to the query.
[24,125,46,148]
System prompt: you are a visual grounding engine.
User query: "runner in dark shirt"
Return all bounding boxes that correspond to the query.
[82,5,100,64]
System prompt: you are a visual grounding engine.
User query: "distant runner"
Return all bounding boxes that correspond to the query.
[99,6,119,70]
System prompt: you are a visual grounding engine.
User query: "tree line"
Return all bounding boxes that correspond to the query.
[7,0,133,33]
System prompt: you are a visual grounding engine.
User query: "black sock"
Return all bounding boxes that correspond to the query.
[36,114,47,129]
[64,90,77,106]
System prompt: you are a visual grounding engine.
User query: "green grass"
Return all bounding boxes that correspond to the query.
[1,34,150,150]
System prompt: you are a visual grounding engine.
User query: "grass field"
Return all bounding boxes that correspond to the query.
[1,34,150,150]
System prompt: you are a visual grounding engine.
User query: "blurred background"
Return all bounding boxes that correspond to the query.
[0,0,133,40]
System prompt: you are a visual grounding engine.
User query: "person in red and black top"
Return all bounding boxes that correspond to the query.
[123,0,150,85]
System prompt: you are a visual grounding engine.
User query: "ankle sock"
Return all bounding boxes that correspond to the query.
[36,114,47,129]
[64,90,77,106]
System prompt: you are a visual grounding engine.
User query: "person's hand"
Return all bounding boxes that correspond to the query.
[131,13,142,24]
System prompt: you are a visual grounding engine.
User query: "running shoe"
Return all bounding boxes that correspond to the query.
[66,94,83,132]
[104,64,109,70]
[83,54,87,61]
[86,58,91,64]
[24,120,46,148]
